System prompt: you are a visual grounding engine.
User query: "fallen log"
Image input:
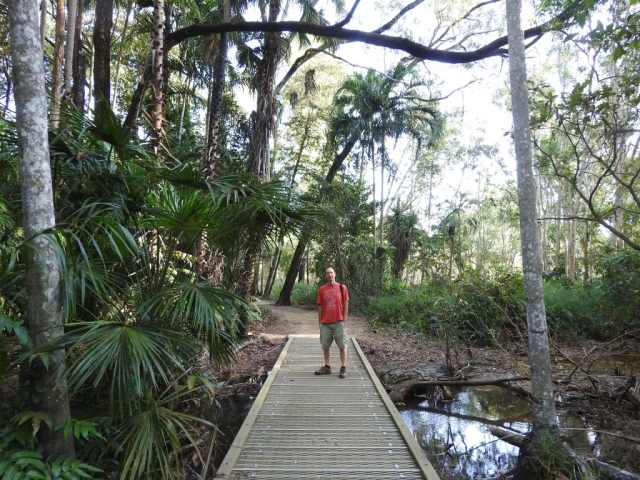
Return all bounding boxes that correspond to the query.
[489,426,640,480]
[410,376,530,387]
[386,376,531,404]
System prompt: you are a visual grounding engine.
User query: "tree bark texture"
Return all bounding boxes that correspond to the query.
[8,0,75,458]
[50,0,65,129]
[150,0,166,156]
[93,0,113,107]
[203,0,231,180]
[505,0,557,431]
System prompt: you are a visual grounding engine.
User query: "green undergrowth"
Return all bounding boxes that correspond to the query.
[360,273,626,344]
[269,281,318,305]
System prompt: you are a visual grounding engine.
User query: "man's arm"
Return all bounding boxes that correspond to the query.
[318,305,323,324]
[343,300,348,322]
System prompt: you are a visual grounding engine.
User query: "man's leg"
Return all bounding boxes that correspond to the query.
[339,347,346,367]
[315,324,333,374]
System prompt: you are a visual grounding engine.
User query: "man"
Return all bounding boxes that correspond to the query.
[315,267,349,378]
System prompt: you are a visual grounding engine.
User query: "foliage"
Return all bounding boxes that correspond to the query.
[361,272,527,344]
[593,248,640,334]
[0,416,103,480]
[543,279,609,339]
[0,105,314,479]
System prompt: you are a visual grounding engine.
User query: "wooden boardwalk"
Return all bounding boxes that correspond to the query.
[214,335,440,480]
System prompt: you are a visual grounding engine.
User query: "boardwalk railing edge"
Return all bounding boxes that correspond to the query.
[352,337,441,480]
[214,335,296,479]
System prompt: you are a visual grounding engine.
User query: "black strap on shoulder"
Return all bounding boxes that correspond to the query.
[339,283,344,302]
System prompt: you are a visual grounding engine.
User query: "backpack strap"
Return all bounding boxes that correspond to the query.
[339,283,344,302]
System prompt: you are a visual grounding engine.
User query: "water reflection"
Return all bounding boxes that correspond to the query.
[399,387,530,478]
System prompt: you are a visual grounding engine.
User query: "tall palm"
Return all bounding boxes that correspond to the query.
[330,62,443,247]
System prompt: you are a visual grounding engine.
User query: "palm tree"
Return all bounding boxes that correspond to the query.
[330,62,443,248]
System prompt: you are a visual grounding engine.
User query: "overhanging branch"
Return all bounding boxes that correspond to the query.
[166,0,580,64]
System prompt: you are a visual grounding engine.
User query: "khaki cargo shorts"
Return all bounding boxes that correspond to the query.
[320,321,348,350]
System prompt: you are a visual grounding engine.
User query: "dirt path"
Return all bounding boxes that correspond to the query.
[255,300,375,341]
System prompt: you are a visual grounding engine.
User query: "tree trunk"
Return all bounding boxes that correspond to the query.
[371,142,376,252]
[276,235,308,306]
[123,62,151,132]
[582,222,590,281]
[505,0,557,436]
[248,0,281,182]
[297,249,305,282]
[566,190,579,278]
[50,0,65,129]
[1,59,11,118]
[555,180,563,270]
[71,0,85,111]
[93,0,113,109]
[203,0,231,180]
[263,244,281,297]
[611,154,626,250]
[8,0,75,458]
[63,0,77,101]
[39,0,47,47]
[379,134,385,245]
[150,0,166,157]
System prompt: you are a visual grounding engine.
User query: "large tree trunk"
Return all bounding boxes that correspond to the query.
[93,0,113,109]
[203,0,231,180]
[8,0,75,458]
[248,0,281,182]
[506,0,557,436]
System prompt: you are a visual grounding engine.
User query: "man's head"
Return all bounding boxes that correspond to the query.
[324,267,336,285]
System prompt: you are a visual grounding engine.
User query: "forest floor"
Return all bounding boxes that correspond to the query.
[211,300,640,477]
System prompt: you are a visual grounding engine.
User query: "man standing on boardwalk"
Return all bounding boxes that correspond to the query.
[315,267,349,378]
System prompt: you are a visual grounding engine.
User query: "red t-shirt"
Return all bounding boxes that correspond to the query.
[317,283,349,324]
